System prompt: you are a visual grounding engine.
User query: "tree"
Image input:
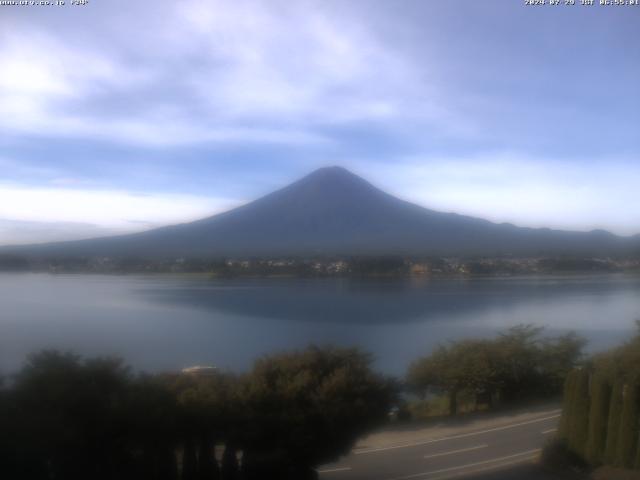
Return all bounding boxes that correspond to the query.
[559,370,578,440]
[585,372,611,465]
[164,370,241,480]
[9,351,136,480]
[240,346,395,477]
[540,332,587,395]
[493,325,545,402]
[407,325,585,416]
[567,369,590,458]
[604,379,625,465]
[555,323,640,469]
[126,376,180,480]
[407,340,499,415]
[615,381,639,468]
[220,444,239,480]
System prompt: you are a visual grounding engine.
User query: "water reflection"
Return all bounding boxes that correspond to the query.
[142,275,640,325]
[1,273,639,375]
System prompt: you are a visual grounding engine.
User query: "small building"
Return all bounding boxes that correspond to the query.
[181,365,218,376]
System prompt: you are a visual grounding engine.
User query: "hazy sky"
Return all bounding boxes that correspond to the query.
[1,0,638,245]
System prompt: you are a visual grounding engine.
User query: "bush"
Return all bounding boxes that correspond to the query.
[541,437,590,478]
[0,346,395,480]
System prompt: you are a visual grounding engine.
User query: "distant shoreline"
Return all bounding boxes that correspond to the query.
[2,252,640,277]
[2,264,639,279]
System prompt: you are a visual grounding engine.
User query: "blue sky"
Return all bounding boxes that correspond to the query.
[1,0,638,245]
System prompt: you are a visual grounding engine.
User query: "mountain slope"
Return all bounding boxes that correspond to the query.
[3,166,638,257]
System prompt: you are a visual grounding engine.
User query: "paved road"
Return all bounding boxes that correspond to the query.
[319,409,561,480]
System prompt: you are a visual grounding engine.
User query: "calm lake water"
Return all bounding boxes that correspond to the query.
[1,273,639,375]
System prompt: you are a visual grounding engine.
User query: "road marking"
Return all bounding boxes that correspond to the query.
[386,449,541,480]
[355,412,560,455]
[318,467,352,474]
[542,428,557,434]
[423,444,488,459]
[427,454,539,480]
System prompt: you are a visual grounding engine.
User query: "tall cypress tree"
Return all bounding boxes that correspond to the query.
[182,437,198,480]
[559,370,577,440]
[585,372,611,465]
[615,381,639,468]
[157,445,179,480]
[220,444,239,480]
[604,379,624,465]
[198,434,219,480]
[568,369,590,457]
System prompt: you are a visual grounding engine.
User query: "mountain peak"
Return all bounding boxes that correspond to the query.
[3,166,634,258]
[294,166,377,192]
[304,165,359,181]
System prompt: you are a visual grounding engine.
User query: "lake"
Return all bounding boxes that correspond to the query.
[1,273,639,375]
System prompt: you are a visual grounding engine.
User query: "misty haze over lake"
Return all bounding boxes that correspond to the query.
[1,273,638,375]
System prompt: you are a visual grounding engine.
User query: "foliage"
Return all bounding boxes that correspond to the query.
[240,346,396,473]
[1,351,142,479]
[0,346,393,480]
[540,437,590,478]
[614,381,639,469]
[407,325,585,416]
[559,369,578,439]
[568,369,590,457]
[348,256,407,276]
[560,322,640,471]
[585,372,611,466]
[604,379,625,466]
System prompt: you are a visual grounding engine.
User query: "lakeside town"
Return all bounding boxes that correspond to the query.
[3,254,640,276]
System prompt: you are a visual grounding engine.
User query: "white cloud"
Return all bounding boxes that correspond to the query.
[0,185,240,245]
[180,0,414,123]
[0,219,125,246]
[359,154,640,236]
[0,0,455,147]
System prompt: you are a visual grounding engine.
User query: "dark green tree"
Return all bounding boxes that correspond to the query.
[407,340,500,415]
[10,351,135,480]
[540,332,586,395]
[585,372,611,465]
[493,325,545,402]
[604,379,625,465]
[559,370,578,440]
[220,444,239,480]
[615,381,639,468]
[198,433,219,480]
[408,325,585,416]
[126,376,180,480]
[240,346,395,477]
[568,369,590,457]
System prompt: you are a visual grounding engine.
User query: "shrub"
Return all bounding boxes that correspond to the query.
[541,437,590,477]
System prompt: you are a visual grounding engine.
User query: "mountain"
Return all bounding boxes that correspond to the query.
[3,166,639,258]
